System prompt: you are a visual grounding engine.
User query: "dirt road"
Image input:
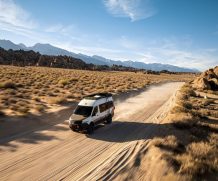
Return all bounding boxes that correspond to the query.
[0,82,183,181]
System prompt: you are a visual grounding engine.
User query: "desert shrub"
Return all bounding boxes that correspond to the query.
[33,97,41,102]
[53,89,60,93]
[198,109,211,117]
[47,91,55,97]
[17,107,29,114]
[58,79,70,86]
[16,93,25,98]
[171,113,198,129]
[8,98,17,104]
[210,110,218,118]
[202,99,214,106]
[0,81,16,89]
[177,101,193,110]
[171,106,189,114]
[173,121,193,129]
[178,142,218,178]
[66,94,74,99]
[35,105,45,112]
[70,78,79,82]
[73,93,82,99]
[180,85,196,97]
[5,89,17,95]
[10,104,19,111]
[48,96,67,104]
[151,136,185,154]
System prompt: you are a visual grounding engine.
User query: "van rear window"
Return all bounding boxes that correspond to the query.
[74,106,93,117]
[99,101,114,113]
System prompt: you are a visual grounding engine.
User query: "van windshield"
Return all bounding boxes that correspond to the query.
[74,106,93,117]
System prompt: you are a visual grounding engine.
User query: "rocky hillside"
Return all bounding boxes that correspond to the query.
[0,48,140,72]
[0,39,199,72]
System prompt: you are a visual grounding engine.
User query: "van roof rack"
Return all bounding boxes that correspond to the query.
[84,93,112,100]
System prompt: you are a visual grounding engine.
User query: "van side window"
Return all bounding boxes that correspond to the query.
[92,106,98,116]
[107,101,114,109]
[99,103,107,112]
[99,101,114,112]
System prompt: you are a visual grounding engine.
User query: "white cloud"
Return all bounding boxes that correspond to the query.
[103,0,156,21]
[145,41,218,71]
[45,24,76,36]
[0,0,37,30]
[113,36,217,70]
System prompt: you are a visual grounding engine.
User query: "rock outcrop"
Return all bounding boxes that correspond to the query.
[193,66,218,90]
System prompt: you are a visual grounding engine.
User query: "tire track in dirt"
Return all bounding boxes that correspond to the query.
[0,82,183,181]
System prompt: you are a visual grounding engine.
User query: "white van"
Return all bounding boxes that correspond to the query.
[68,93,115,134]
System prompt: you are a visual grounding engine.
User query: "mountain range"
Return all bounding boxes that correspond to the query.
[0,39,199,72]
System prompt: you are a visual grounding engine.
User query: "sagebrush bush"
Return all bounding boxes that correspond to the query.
[58,79,70,86]
[171,106,189,114]
[48,96,67,104]
[0,65,195,116]
[0,81,16,89]
[35,105,45,112]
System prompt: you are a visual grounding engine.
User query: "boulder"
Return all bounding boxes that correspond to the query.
[193,66,218,90]
[208,78,218,90]
[213,66,218,76]
[200,69,217,79]
[193,77,211,90]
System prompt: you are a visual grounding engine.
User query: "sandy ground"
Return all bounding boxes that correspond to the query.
[0,82,183,181]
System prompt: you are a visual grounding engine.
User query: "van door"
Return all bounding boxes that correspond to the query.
[99,102,109,120]
[91,106,100,124]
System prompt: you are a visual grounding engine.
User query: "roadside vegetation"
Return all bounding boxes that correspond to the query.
[0,65,195,117]
[150,66,218,180]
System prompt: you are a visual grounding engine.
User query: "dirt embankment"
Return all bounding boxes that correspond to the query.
[0,82,183,181]
[134,66,218,181]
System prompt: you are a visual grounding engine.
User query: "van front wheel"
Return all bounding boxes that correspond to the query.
[106,115,112,124]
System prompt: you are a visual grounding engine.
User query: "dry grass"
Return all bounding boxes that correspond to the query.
[0,80,17,89]
[151,135,185,154]
[177,139,218,179]
[0,65,195,116]
[151,82,218,180]
[48,96,67,104]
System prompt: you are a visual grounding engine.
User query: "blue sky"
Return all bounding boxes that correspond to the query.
[0,0,218,70]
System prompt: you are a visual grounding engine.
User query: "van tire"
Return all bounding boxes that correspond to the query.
[87,123,94,134]
[106,115,112,124]
[70,127,77,132]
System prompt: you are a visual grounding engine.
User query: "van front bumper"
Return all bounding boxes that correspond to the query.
[69,123,89,131]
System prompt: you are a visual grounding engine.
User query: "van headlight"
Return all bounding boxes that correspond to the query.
[82,118,88,124]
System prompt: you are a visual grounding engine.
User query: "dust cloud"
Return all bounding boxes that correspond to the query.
[114,82,182,120]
